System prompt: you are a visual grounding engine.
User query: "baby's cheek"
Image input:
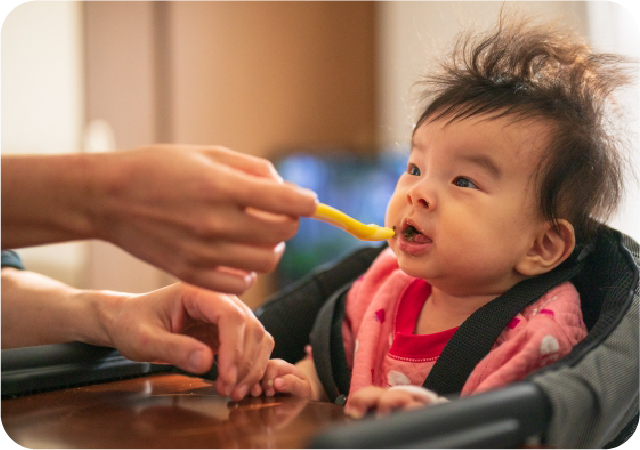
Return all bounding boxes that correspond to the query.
[385,191,405,227]
[388,240,400,258]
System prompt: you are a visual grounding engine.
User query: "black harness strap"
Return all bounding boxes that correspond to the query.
[423,257,585,396]
[311,249,588,402]
[310,284,351,404]
[258,244,385,364]
[307,245,387,404]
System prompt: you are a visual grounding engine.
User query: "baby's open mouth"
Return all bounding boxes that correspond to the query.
[404,225,420,241]
[400,223,432,243]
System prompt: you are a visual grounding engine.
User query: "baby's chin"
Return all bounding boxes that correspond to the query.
[393,253,430,279]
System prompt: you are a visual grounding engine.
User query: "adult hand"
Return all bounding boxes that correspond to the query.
[102,282,274,400]
[2,145,318,293]
[92,145,318,293]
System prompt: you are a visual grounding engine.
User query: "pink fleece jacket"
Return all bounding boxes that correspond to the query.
[341,248,587,399]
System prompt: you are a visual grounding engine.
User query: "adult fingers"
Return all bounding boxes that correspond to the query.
[182,203,300,246]
[199,153,317,217]
[230,325,274,400]
[132,325,214,374]
[182,268,256,295]
[201,146,283,181]
[182,241,287,275]
[183,290,247,385]
[183,290,274,399]
[227,171,318,217]
[104,224,258,294]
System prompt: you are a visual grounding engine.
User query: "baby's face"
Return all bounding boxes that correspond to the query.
[386,114,552,296]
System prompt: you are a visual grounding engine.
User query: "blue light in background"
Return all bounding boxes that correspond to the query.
[274,150,407,287]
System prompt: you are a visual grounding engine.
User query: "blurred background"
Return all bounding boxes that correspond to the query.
[2,1,639,309]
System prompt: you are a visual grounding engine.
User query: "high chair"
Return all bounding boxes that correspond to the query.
[256,226,638,448]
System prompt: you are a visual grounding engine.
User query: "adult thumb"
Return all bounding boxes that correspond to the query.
[149,330,214,374]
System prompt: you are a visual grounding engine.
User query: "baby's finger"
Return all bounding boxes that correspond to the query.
[262,379,275,397]
[345,386,386,418]
[216,378,232,397]
[404,400,429,411]
[388,385,448,405]
[261,359,285,397]
[273,374,311,398]
[376,390,414,415]
[232,325,274,398]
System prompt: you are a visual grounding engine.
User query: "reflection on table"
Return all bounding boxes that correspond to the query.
[2,374,350,448]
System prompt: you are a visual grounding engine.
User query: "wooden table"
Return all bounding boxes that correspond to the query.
[1,374,351,448]
[2,372,545,448]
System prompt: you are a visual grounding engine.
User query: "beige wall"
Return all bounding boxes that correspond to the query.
[82,1,166,293]
[1,1,86,287]
[586,1,640,243]
[376,1,589,148]
[170,1,376,156]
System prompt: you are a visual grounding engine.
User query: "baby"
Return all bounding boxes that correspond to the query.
[250,15,634,416]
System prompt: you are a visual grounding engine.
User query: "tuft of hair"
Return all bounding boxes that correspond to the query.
[414,13,637,243]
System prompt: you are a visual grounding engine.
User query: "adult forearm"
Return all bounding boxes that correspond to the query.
[0,268,122,349]
[1,154,99,249]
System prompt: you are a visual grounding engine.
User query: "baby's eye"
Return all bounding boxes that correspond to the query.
[407,163,421,176]
[453,177,479,189]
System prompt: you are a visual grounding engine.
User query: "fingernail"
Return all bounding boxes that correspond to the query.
[275,242,286,255]
[274,377,285,389]
[236,385,248,399]
[296,187,317,199]
[269,165,284,183]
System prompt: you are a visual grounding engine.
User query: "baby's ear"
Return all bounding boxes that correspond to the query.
[515,219,575,277]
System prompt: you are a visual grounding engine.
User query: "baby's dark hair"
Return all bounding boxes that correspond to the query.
[414,14,636,243]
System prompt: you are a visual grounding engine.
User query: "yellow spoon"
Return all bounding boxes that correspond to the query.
[313,203,395,241]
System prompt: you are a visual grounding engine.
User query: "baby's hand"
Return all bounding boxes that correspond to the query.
[249,358,313,399]
[345,385,448,418]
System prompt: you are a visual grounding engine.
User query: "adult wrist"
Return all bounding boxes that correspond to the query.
[57,153,102,240]
[82,150,139,243]
[73,288,129,349]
